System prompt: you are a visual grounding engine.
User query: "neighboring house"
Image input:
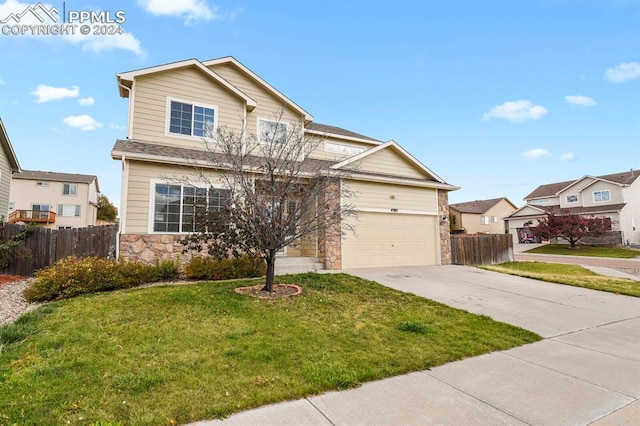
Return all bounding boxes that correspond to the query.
[111,56,459,269]
[9,170,100,229]
[449,197,517,234]
[505,170,640,245]
[0,118,22,221]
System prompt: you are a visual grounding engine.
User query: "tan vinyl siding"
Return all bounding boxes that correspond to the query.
[348,180,437,213]
[307,135,374,161]
[125,160,224,233]
[583,181,623,207]
[352,148,428,180]
[131,67,246,148]
[0,150,12,219]
[207,63,304,136]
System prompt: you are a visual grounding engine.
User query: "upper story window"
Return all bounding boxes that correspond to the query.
[36,181,49,187]
[168,99,216,138]
[259,119,287,144]
[566,194,578,203]
[62,183,78,196]
[529,198,550,205]
[325,142,365,156]
[492,216,498,223]
[481,215,489,225]
[593,190,611,203]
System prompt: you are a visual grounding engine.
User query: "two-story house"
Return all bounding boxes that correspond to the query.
[111,56,459,269]
[0,118,22,220]
[9,170,100,229]
[505,170,640,245]
[449,197,517,234]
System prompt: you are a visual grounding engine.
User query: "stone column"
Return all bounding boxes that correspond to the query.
[317,179,342,270]
[438,190,452,265]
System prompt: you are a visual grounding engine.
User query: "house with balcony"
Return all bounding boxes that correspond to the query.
[0,118,22,220]
[9,170,99,229]
[111,56,459,269]
[505,170,640,245]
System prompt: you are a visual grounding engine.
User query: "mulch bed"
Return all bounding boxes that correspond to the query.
[234,284,302,299]
[0,275,28,289]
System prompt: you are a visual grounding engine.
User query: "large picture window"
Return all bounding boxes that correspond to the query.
[57,204,81,217]
[153,183,230,233]
[168,100,215,137]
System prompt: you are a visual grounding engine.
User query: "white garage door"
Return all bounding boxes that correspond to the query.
[342,212,438,268]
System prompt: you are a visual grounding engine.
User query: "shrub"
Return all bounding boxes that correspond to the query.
[184,255,265,281]
[398,321,428,334]
[23,256,182,303]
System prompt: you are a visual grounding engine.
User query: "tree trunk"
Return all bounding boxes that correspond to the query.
[264,253,276,292]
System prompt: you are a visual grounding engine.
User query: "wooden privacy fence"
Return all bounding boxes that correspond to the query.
[0,223,118,276]
[451,234,513,265]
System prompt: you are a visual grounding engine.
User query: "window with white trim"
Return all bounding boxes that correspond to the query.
[57,204,81,217]
[36,181,49,187]
[566,194,578,203]
[492,216,498,223]
[8,202,14,211]
[32,204,49,212]
[481,215,489,225]
[325,142,365,156]
[593,190,610,203]
[168,100,215,137]
[62,183,78,196]
[153,183,231,233]
[259,119,287,144]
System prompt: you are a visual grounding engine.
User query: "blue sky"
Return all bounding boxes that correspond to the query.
[0,0,638,210]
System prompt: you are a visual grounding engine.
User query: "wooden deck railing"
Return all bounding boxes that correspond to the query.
[8,210,56,224]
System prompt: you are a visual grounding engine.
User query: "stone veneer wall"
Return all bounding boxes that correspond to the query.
[317,179,342,270]
[438,190,452,265]
[119,234,190,264]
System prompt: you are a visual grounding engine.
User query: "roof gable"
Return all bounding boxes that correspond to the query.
[117,58,257,110]
[450,197,516,214]
[331,141,446,183]
[525,170,640,199]
[0,118,21,172]
[203,56,312,122]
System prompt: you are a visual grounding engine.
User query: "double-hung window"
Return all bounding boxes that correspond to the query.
[168,99,216,137]
[259,119,287,144]
[593,190,610,203]
[62,183,78,196]
[481,215,489,225]
[153,183,230,233]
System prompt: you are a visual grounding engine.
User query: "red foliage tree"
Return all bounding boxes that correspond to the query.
[527,210,608,248]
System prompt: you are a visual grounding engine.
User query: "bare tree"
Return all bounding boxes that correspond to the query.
[179,111,356,292]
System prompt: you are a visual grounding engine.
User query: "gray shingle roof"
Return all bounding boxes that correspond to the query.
[13,170,97,185]
[524,170,639,200]
[306,122,381,143]
[450,197,513,214]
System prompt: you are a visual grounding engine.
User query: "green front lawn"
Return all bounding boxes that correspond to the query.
[523,244,640,258]
[484,262,640,297]
[0,273,540,425]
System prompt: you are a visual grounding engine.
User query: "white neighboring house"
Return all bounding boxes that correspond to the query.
[9,170,99,229]
[505,170,640,246]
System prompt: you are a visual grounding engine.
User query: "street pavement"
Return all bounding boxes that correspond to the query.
[189,264,640,426]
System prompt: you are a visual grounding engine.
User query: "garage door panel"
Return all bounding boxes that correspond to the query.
[342,212,437,268]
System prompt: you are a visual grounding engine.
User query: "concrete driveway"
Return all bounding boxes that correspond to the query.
[193,265,640,426]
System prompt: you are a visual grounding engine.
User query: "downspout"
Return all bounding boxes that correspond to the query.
[436,189,442,265]
[116,80,132,259]
[117,81,134,140]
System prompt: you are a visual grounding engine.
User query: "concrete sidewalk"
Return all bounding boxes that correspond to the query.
[190,265,640,426]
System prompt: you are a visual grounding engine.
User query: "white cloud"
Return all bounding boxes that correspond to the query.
[559,152,575,161]
[482,100,547,122]
[0,78,5,85]
[109,123,126,130]
[138,0,217,24]
[0,0,143,56]
[604,62,640,83]
[31,84,79,103]
[63,115,103,131]
[522,149,551,160]
[78,97,95,106]
[564,95,596,106]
